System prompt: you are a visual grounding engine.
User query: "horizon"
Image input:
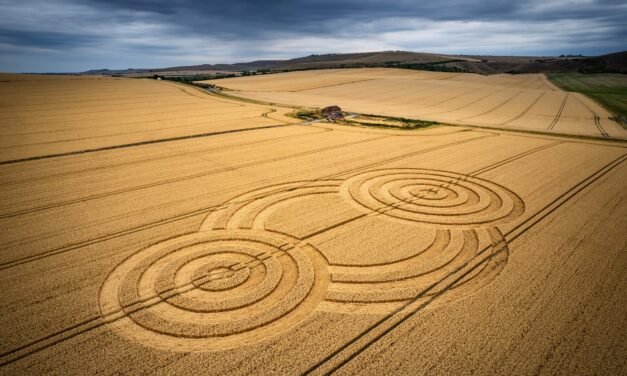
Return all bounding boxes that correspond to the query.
[12,50,626,75]
[1,0,626,73]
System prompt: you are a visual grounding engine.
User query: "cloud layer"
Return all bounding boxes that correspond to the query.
[0,0,625,72]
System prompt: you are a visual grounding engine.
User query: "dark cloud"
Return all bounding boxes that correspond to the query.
[84,0,524,35]
[0,0,625,72]
[0,28,103,49]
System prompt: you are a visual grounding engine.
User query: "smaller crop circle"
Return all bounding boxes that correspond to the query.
[99,229,329,351]
[340,168,524,228]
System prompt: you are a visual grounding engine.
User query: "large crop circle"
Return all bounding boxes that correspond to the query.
[99,229,328,351]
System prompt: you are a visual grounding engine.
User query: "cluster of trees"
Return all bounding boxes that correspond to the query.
[382,61,465,72]
[244,69,280,75]
[155,73,238,84]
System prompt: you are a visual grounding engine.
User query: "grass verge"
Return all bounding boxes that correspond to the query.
[547,73,627,126]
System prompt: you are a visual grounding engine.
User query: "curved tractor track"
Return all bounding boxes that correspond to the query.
[96,166,524,352]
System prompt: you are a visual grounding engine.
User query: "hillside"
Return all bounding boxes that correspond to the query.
[82,51,627,76]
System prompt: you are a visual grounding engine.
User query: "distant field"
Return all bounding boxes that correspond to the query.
[0,74,297,162]
[547,73,627,125]
[203,68,627,139]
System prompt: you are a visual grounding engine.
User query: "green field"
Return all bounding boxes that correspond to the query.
[547,73,627,125]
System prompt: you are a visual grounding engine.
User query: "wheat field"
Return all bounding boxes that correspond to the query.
[0,74,625,375]
[0,74,298,162]
[203,68,626,138]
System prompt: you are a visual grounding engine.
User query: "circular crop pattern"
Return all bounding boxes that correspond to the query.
[340,168,524,228]
[99,229,329,351]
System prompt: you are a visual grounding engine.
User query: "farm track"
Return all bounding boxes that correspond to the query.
[547,93,569,130]
[571,95,609,137]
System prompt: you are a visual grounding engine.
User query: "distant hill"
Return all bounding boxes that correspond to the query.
[458,51,627,74]
[82,50,627,76]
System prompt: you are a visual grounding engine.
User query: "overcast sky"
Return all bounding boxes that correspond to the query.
[1,0,625,72]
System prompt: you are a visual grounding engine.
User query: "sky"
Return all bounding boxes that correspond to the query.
[0,0,625,72]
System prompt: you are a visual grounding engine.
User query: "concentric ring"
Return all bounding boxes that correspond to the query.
[340,168,524,228]
[99,229,329,351]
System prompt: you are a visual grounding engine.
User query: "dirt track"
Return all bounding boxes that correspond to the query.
[0,74,625,375]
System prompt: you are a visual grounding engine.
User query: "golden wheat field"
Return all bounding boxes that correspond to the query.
[203,68,627,139]
[0,74,298,162]
[0,73,626,375]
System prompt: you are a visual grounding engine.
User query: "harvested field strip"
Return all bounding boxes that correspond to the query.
[305,152,627,375]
